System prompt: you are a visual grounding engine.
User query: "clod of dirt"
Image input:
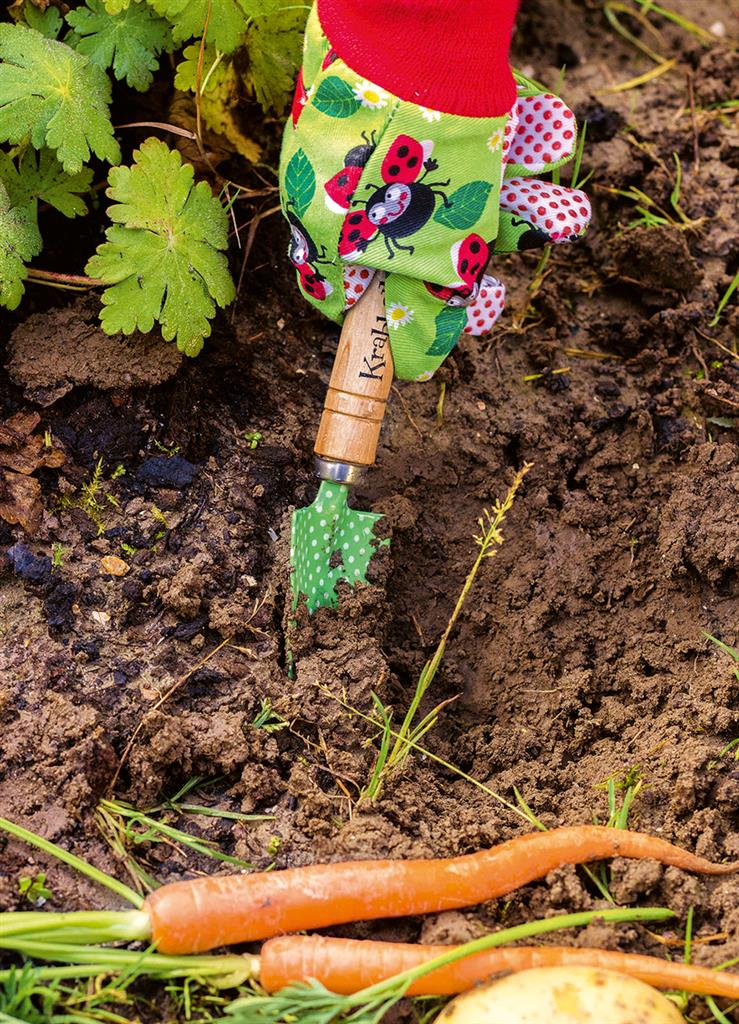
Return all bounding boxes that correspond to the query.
[611,226,701,294]
[6,542,52,583]
[136,455,198,489]
[0,412,65,533]
[6,299,182,405]
[157,563,204,619]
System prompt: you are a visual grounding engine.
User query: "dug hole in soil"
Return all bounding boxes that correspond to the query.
[1,0,738,1017]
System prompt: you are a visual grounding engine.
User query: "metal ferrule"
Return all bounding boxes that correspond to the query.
[313,457,366,486]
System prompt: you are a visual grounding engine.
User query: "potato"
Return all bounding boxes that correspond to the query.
[436,966,684,1024]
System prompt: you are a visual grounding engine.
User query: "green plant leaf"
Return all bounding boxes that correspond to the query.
[244,4,306,112]
[0,23,120,174]
[102,0,143,11]
[284,148,315,218]
[146,0,250,53]
[425,305,468,357]
[0,181,41,310]
[313,75,361,118]
[174,45,262,162]
[86,137,235,356]
[19,3,63,39]
[0,148,92,218]
[66,0,173,92]
[434,180,492,230]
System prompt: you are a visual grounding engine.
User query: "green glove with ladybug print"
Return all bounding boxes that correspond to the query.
[279,0,591,382]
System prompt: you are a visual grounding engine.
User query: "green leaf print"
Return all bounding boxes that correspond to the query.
[425,305,468,357]
[434,180,492,230]
[284,147,315,218]
[313,75,361,118]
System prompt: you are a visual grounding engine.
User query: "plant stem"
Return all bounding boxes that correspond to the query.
[25,268,104,286]
[0,817,143,908]
[0,910,150,944]
[384,463,533,775]
[0,943,258,988]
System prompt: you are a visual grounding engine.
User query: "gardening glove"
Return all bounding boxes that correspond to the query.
[279,0,591,382]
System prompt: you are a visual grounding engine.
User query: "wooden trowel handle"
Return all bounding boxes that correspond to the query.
[314,274,393,470]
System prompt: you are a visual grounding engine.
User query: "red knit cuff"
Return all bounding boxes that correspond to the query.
[316,0,519,118]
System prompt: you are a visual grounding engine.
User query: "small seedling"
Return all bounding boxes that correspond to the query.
[57,457,121,535]
[604,154,703,233]
[51,543,66,570]
[266,836,282,857]
[244,431,262,449]
[583,766,645,902]
[18,873,52,906]
[150,504,169,544]
[707,738,739,772]
[153,440,181,457]
[252,698,289,732]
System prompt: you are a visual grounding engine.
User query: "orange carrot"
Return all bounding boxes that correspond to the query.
[145,826,737,953]
[259,934,739,998]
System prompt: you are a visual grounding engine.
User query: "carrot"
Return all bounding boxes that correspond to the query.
[145,825,737,953]
[259,934,739,998]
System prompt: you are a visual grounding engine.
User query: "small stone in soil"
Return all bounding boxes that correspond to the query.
[100,555,129,577]
[136,455,197,489]
[6,542,51,583]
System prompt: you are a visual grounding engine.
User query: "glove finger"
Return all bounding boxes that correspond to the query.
[462,275,506,336]
[505,89,578,177]
[342,264,377,309]
[383,270,507,380]
[495,178,591,253]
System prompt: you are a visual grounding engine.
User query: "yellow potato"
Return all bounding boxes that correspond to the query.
[436,966,684,1024]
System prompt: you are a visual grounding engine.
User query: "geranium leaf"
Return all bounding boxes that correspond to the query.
[86,137,236,355]
[0,22,120,174]
[66,0,173,92]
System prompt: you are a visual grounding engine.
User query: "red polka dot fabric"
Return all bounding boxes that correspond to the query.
[505,92,578,177]
[499,177,591,242]
[342,264,376,309]
[462,275,506,335]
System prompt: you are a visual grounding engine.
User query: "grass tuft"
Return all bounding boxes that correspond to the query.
[361,463,532,801]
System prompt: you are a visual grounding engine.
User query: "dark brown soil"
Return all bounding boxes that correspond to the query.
[1,1,738,1020]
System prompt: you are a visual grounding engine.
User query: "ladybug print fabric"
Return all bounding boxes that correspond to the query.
[279,4,591,381]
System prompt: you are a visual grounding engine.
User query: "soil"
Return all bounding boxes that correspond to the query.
[1,0,738,1020]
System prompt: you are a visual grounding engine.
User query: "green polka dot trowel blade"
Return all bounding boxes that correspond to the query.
[291,480,384,613]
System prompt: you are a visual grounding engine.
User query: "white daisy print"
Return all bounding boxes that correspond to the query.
[387,303,414,329]
[353,80,388,109]
[420,107,441,123]
[487,128,504,152]
[414,370,435,382]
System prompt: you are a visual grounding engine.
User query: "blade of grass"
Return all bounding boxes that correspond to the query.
[709,271,739,328]
[631,0,716,42]
[601,57,677,93]
[0,818,142,908]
